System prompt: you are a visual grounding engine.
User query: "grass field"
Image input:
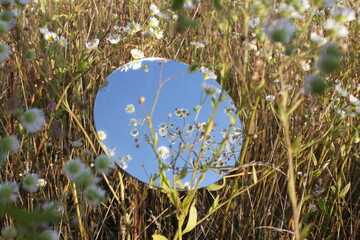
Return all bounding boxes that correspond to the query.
[0,0,359,239]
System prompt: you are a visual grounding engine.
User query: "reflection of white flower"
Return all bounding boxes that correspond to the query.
[130,48,144,59]
[202,82,221,95]
[129,118,138,126]
[130,129,139,137]
[128,61,142,70]
[125,104,135,113]
[157,146,170,159]
[186,124,194,132]
[97,130,107,140]
[86,38,99,49]
[158,128,168,137]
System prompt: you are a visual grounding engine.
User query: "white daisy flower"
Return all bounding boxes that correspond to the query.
[106,34,121,44]
[149,3,160,15]
[39,27,48,34]
[158,127,168,137]
[44,32,58,43]
[200,66,217,80]
[57,36,68,47]
[125,104,135,113]
[0,43,12,62]
[265,18,296,43]
[0,181,18,203]
[38,178,47,187]
[148,17,159,28]
[130,48,144,59]
[20,108,45,133]
[202,82,221,95]
[129,118,138,126]
[150,28,164,40]
[190,41,205,48]
[84,185,105,206]
[330,5,356,23]
[86,38,99,50]
[94,154,115,175]
[310,32,327,45]
[97,130,107,140]
[157,146,170,159]
[324,19,348,38]
[62,158,86,181]
[265,95,275,102]
[22,173,39,193]
[125,21,142,34]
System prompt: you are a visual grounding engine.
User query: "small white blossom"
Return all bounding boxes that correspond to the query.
[324,19,348,38]
[57,36,68,47]
[149,3,160,15]
[86,38,99,49]
[44,32,58,43]
[157,146,170,160]
[20,108,45,133]
[200,66,217,80]
[125,104,135,113]
[310,32,327,45]
[190,41,205,48]
[265,95,275,102]
[97,130,107,140]
[106,34,121,44]
[330,5,356,23]
[148,17,159,27]
[125,21,142,34]
[130,48,144,59]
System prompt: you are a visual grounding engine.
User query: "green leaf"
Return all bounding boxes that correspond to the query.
[208,195,220,213]
[152,234,168,240]
[178,167,188,180]
[338,182,351,198]
[206,181,225,191]
[317,198,328,215]
[183,202,197,234]
[300,223,314,239]
[291,135,303,153]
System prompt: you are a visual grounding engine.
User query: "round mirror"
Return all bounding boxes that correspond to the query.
[94,58,243,189]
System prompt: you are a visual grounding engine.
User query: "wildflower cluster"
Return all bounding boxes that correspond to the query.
[62,155,114,206]
[39,27,68,48]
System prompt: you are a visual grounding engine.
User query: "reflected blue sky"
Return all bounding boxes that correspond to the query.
[94,58,242,189]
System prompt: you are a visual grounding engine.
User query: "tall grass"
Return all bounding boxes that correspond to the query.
[0,0,359,239]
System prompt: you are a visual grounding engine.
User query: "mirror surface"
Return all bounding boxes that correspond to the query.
[94,58,243,189]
